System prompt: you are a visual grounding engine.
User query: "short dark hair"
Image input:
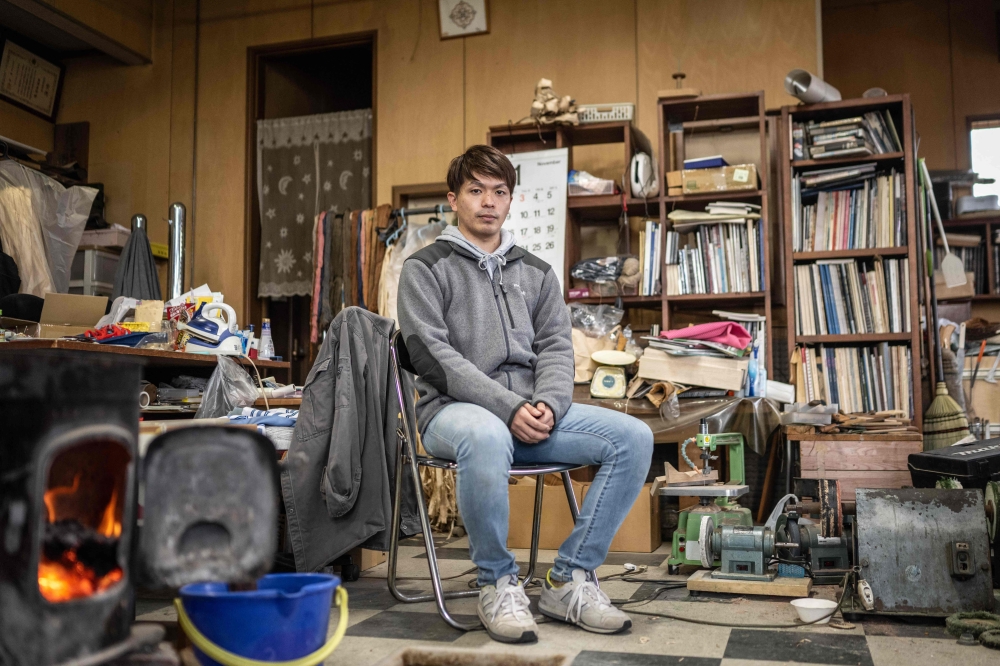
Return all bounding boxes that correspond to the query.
[446,145,516,194]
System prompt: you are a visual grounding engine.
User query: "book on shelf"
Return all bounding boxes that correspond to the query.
[791,167,906,251]
[684,155,728,169]
[664,222,762,296]
[715,310,767,396]
[793,257,910,336]
[794,343,912,418]
[638,220,662,296]
[792,109,902,161]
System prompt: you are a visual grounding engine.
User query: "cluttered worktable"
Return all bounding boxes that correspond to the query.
[0,338,293,418]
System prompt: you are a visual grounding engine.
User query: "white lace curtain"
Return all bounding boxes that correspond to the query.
[256,109,372,298]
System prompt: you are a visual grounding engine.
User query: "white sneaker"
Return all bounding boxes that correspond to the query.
[539,569,632,634]
[477,574,538,643]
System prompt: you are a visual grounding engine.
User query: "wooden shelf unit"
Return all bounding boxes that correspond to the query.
[487,120,660,325]
[779,95,923,428]
[940,215,1000,304]
[656,91,773,378]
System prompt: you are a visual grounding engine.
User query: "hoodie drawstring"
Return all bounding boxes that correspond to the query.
[479,254,516,329]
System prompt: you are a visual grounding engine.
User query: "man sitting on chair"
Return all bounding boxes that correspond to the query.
[398,145,654,644]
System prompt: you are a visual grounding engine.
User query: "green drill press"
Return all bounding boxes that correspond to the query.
[663,419,753,575]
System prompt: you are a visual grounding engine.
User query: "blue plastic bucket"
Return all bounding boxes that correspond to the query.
[179,573,340,666]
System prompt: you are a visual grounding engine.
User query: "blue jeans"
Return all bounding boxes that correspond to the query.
[422,402,654,586]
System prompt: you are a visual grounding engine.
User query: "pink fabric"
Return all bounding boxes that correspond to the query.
[662,321,751,349]
[310,212,326,344]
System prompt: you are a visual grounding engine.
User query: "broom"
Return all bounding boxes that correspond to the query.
[919,158,969,449]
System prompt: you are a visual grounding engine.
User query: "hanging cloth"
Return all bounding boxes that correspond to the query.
[256,109,372,298]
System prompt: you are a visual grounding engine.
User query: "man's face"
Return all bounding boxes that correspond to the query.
[447,174,512,241]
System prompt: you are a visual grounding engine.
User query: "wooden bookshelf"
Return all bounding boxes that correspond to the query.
[487,120,660,329]
[657,91,773,378]
[779,95,923,428]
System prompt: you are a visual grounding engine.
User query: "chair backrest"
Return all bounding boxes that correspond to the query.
[390,329,418,376]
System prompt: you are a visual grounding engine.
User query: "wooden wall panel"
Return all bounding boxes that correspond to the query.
[465,0,637,178]
[54,0,818,323]
[823,0,954,168]
[56,0,175,245]
[949,0,1000,171]
[637,0,818,144]
[45,0,154,61]
[0,101,53,153]
[192,5,311,315]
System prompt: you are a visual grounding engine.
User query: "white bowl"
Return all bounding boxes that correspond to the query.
[790,598,838,625]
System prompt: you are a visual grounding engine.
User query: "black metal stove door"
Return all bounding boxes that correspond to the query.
[138,426,278,588]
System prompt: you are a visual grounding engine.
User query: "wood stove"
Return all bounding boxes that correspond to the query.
[0,351,139,666]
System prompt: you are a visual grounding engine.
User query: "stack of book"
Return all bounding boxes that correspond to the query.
[792,166,906,251]
[637,220,662,296]
[795,343,912,418]
[794,257,910,336]
[791,110,902,161]
[995,229,1000,294]
[663,203,763,296]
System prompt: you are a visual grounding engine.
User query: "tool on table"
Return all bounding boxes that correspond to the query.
[180,302,243,355]
[663,419,753,574]
[589,349,635,399]
[972,339,988,391]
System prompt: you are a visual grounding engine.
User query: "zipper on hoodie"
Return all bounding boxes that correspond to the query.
[499,284,516,329]
[490,273,513,380]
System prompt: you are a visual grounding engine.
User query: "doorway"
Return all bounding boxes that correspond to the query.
[245,33,376,383]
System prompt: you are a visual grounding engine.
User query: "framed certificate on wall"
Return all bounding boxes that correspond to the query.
[0,39,64,122]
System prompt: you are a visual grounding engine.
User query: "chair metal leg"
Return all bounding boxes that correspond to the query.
[561,471,580,521]
[521,474,546,588]
[386,355,479,631]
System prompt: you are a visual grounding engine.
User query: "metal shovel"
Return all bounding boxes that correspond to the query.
[920,159,967,288]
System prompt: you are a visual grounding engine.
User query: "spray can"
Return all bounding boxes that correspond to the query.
[259,318,275,360]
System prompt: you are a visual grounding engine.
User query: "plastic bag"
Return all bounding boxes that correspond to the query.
[195,356,259,418]
[0,161,97,294]
[570,302,623,338]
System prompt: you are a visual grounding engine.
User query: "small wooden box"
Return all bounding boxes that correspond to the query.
[795,433,923,500]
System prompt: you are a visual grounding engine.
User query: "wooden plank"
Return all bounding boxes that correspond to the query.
[787,431,922,442]
[800,470,913,501]
[686,569,812,598]
[800,440,923,472]
[253,398,301,407]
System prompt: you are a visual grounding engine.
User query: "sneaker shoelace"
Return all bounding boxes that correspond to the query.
[492,582,532,623]
[563,578,613,624]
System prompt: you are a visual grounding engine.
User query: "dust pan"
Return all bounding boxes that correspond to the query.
[920,159,966,289]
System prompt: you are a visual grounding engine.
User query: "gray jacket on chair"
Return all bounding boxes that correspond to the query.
[397,228,575,433]
[281,307,420,572]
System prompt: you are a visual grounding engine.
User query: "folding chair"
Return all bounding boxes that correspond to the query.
[386,330,585,631]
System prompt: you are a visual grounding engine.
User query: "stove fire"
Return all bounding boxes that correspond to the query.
[37,441,129,603]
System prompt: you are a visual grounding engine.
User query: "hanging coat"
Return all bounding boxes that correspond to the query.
[281,306,421,571]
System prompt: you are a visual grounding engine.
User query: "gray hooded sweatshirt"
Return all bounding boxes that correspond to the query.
[397,225,575,432]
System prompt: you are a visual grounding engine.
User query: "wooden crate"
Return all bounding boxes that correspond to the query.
[795,433,923,500]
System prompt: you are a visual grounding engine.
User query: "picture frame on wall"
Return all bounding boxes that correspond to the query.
[438,0,489,39]
[0,39,64,122]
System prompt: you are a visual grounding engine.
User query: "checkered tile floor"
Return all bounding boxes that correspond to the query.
[136,534,1000,665]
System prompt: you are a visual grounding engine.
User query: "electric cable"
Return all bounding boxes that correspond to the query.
[613,569,855,629]
[239,353,269,411]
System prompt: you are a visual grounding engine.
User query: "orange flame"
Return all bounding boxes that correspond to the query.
[38,478,123,603]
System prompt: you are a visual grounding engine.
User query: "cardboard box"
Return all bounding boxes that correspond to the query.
[682,164,758,194]
[36,293,108,338]
[585,482,661,553]
[665,170,682,189]
[506,477,661,553]
[934,270,975,300]
[507,476,585,550]
[348,547,387,571]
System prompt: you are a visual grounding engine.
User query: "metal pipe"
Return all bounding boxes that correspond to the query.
[130,214,147,232]
[167,202,186,300]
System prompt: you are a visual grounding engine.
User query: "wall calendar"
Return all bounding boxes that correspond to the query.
[503,147,568,292]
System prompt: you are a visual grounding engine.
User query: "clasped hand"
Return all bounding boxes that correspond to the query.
[511,402,554,444]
